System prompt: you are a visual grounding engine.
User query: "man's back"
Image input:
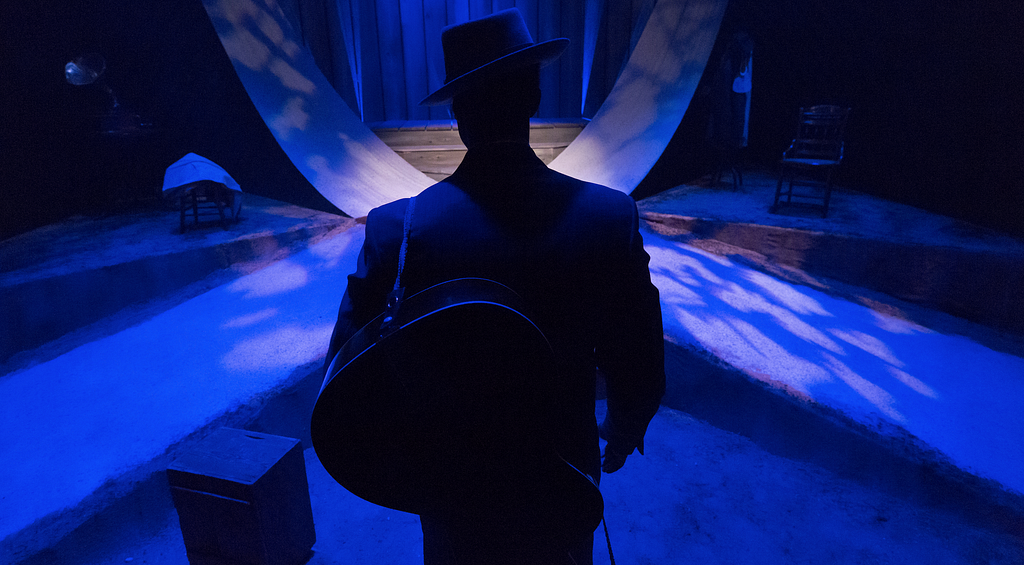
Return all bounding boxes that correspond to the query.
[319,9,664,564]
[329,141,664,480]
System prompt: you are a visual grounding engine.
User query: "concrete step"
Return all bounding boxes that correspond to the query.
[640,225,1024,527]
[0,195,348,368]
[9,222,1024,563]
[0,218,364,564]
[5,180,1024,564]
[637,172,1024,337]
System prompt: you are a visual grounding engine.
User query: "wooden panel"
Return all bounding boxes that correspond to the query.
[396,149,467,177]
[604,0,631,97]
[424,0,448,119]
[375,121,581,149]
[537,3,560,117]
[580,0,604,117]
[515,0,539,39]
[375,0,407,120]
[559,1,583,118]
[322,0,359,115]
[357,0,385,122]
[394,144,569,175]
[372,128,464,148]
[425,118,458,130]
[530,117,589,127]
[335,0,650,121]
[447,0,470,25]
[529,125,586,145]
[399,0,430,120]
[532,146,562,164]
[469,0,490,20]
[588,5,610,115]
[375,117,584,178]
[369,120,406,131]
[432,119,457,132]
[399,120,431,131]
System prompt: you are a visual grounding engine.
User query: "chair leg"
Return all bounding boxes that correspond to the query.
[216,200,227,227]
[774,168,785,209]
[821,169,835,217]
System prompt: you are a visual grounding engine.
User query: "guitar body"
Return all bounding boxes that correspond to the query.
[311,278,603,544]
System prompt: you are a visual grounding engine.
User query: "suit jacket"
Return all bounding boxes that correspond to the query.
[325,141,665,480]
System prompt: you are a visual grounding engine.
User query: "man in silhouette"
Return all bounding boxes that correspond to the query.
[324,9,665,564]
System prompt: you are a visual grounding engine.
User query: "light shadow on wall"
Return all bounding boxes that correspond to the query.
[552,0,728,194]
[202,0,430,218]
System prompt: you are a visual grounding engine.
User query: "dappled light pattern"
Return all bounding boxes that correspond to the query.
[222,307,279,328]
[644,229,1024,494]
[887,366,939,399]
[202,0,430,216]
[221,324,334,372]
[203,0,728,203]
[552,0,728,193]
[0,229,365,540]
[227,258,310,298]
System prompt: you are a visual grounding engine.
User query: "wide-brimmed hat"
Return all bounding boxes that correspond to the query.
[419,8,569,106]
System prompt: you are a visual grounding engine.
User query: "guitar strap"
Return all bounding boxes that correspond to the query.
[395,195,416,293]
[603,518,616,565]
[380,196,416,338]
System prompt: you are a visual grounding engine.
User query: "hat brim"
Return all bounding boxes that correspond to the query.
[419,38,569,106]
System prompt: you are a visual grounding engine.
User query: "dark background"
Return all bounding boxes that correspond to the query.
[643,0,1024,236]
[2,0,1022,240]
[0,0,333,241]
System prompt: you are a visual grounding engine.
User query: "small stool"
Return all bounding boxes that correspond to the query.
[167,428,316,565]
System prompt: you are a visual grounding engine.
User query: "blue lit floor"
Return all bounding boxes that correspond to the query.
[17,402,1024,564]
[2,175,1023,563]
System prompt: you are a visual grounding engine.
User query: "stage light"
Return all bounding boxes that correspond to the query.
[64,52,119,109]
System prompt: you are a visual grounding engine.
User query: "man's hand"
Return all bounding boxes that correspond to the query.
[598,418,637,473]
[601,442,630,473]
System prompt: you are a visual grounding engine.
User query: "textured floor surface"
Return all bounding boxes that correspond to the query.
[3,173,1023,563]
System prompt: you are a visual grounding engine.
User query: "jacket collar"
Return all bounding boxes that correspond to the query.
[450,141,547,187]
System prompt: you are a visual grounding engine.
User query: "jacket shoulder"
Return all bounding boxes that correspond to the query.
[550,172,639,229]
[362,197,413,255]
[548,169,635,207]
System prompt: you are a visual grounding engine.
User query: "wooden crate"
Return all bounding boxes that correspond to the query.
[167,428,315,565]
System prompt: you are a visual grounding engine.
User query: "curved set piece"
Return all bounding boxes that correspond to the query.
[551,0,728,193]
[201,0,726,216]
[201,0,431,218]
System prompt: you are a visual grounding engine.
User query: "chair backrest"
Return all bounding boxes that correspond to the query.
[784,105,851,162]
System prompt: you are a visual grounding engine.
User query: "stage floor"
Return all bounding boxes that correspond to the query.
[2,173,1023,563]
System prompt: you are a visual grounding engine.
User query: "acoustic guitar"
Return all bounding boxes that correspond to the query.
[311,277,603,544]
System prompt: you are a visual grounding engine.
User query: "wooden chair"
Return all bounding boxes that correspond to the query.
[177,180,240,232]
[772,105,850,217]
